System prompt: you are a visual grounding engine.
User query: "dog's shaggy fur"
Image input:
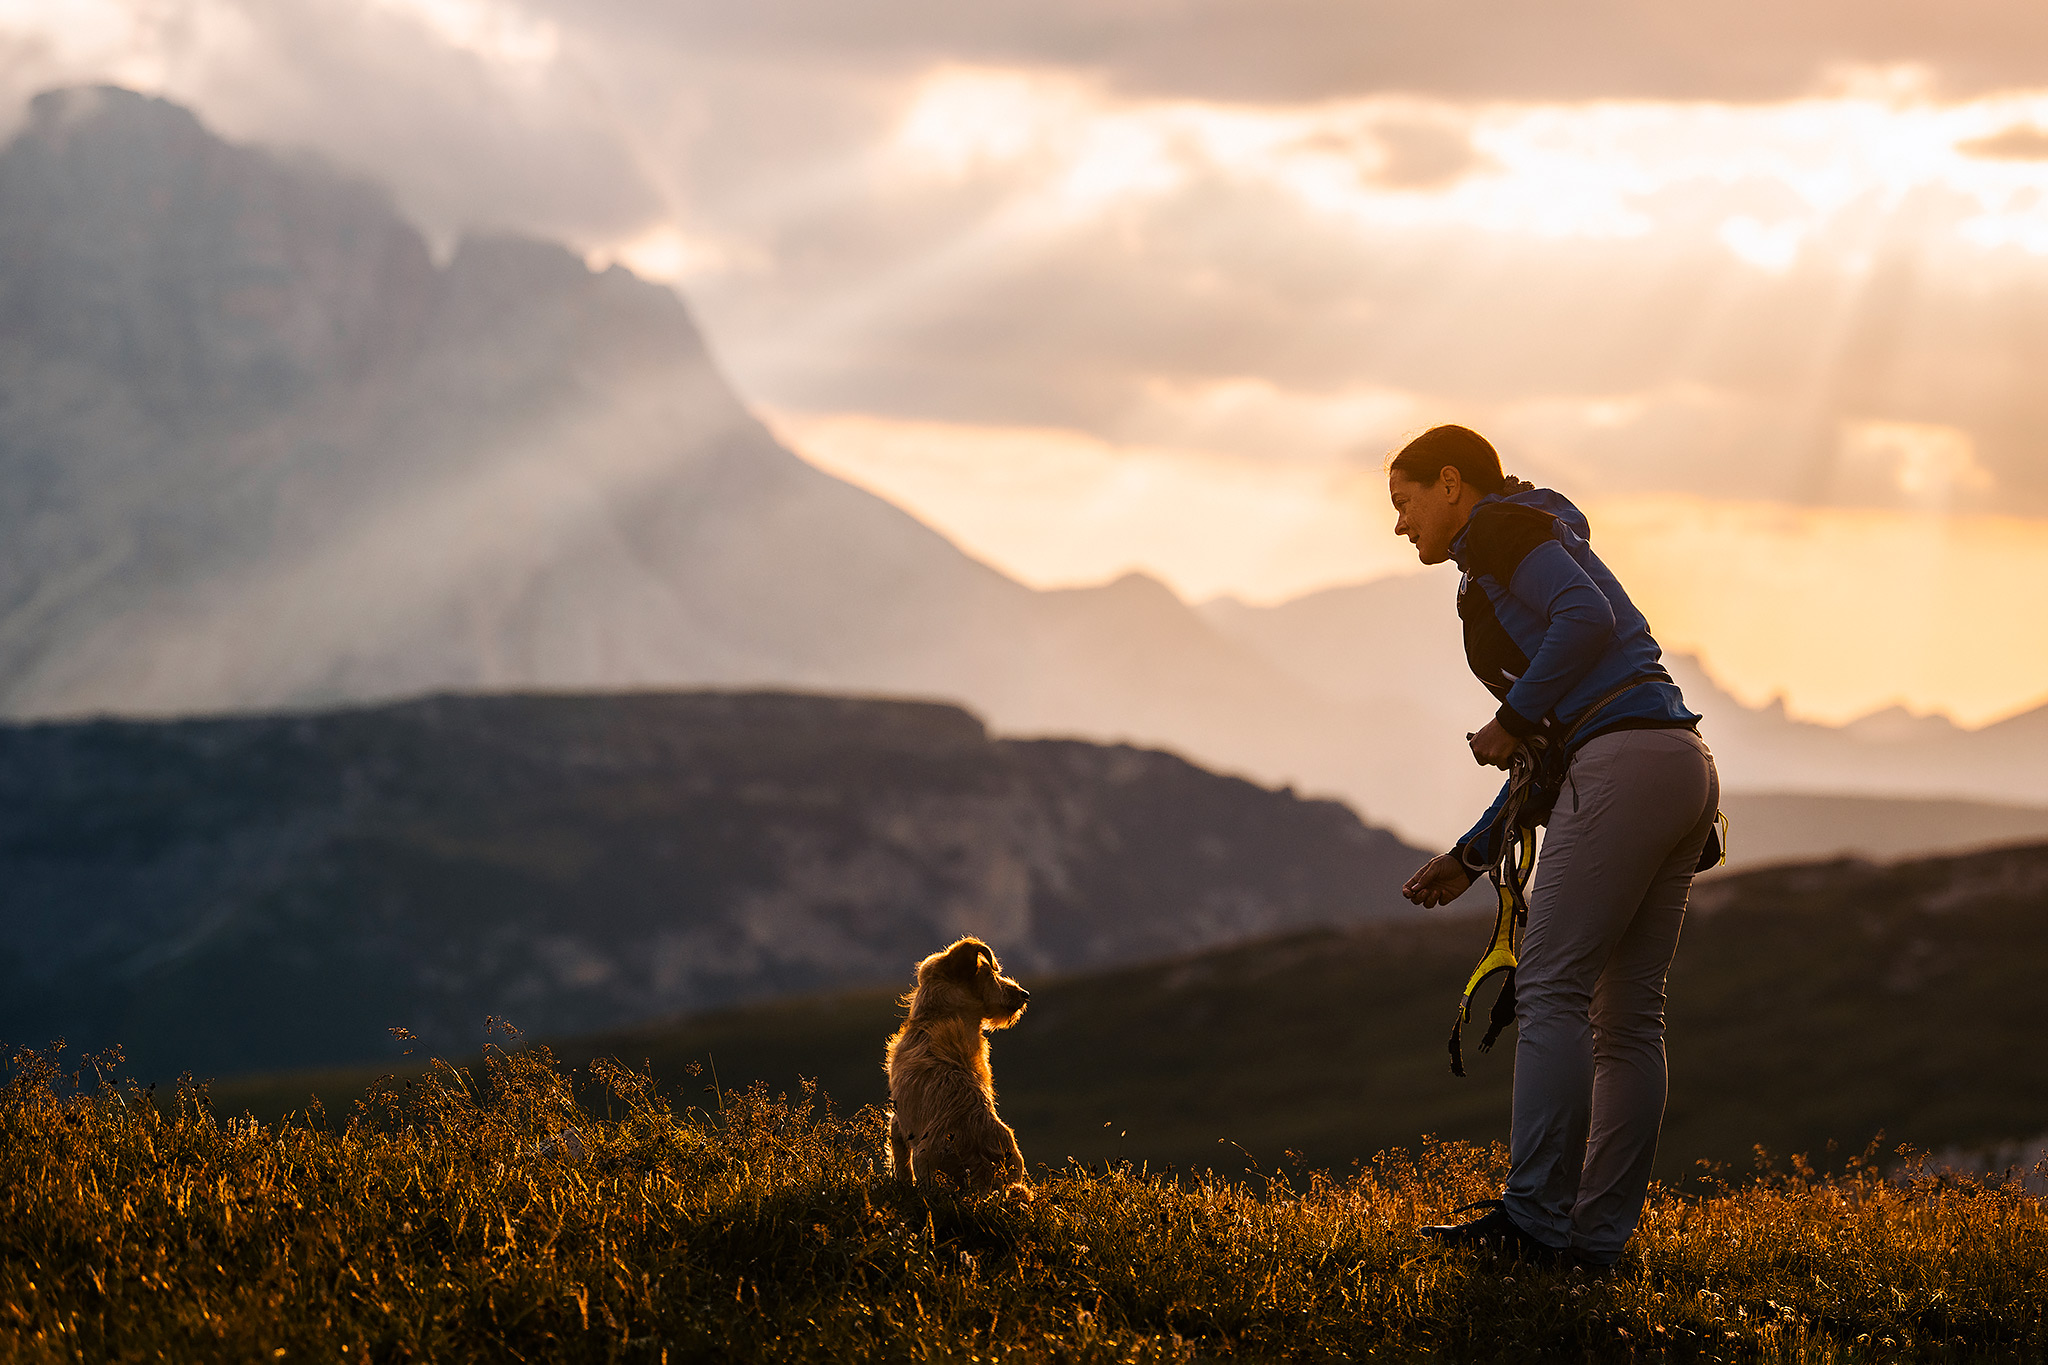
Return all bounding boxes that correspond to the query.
[884,937,1031,1194]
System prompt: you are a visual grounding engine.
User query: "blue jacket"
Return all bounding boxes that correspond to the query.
[1448,485,1699,871]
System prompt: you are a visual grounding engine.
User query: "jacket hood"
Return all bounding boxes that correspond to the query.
[1441,482,1581,568]
[1483,485,1591,541]
[1445,484,1592,573]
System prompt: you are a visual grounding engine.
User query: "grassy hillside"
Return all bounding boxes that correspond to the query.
[0,689,1424,1080]
[218,841,2048,1182]
[10,1040,2048,1363]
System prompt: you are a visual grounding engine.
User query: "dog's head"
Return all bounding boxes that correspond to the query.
[906,937,1030,1030]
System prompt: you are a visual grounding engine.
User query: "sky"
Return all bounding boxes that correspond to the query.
[5,0,2048,725]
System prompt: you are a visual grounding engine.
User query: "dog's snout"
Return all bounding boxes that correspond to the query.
[1015,987,1031,1003]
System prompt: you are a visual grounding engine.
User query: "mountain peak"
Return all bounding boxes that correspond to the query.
[1840,704,1960,745]
[0,86,1047,726]
[1062,570,1185,607]
[25,84,205,140]
[1,83,431,405]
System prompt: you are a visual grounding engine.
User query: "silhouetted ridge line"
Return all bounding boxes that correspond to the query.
[0,688,1430,1079]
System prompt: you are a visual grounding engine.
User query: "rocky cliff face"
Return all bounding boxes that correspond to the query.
[0,85,1475,841]
[0,690,1428,1079]
[0,86,1007,715]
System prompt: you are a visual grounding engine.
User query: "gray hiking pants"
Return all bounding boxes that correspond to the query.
[1503,726,1719,1263]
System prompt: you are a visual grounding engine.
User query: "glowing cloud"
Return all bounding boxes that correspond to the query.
[1837,420,1994,508]
[886,67,2048,257]
[6,10,2048,728]
[365,0,559,71]
[587,224,767,284]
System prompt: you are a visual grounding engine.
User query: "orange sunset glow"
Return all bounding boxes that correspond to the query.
[775,412,2048,727]
[6,0,2048,734]
[741,65,2048,728]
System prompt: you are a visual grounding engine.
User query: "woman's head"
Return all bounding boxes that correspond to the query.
[1387,424,1509,565]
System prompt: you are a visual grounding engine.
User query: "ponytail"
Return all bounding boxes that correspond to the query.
[1388,425,1529,496]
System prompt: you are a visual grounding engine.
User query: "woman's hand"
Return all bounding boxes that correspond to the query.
[1402,854,1475,908]
[1467,718,1520,769]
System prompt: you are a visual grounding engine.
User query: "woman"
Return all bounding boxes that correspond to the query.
[1390,424,1719,1269]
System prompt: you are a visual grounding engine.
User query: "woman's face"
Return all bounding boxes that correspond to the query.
[1389,469,1463,565]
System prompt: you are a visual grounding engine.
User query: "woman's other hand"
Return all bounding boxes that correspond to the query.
[1467,718,1520,769]
[1402,854,1475,908]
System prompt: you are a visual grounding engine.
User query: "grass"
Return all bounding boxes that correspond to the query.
[218,842,2048,1182]
[7,1036,2048,1363]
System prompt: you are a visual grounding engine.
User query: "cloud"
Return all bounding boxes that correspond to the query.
[17,7,2047,517]
[1958,123,2048,160]
[1365,118,1486,190]
[9,0,2048,730]
[528,0,2048,104]
[6,6,2048,505]
[683,71,2048,514]
[0,3,652,247]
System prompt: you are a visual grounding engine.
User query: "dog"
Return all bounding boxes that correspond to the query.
[884,936,1031,1194]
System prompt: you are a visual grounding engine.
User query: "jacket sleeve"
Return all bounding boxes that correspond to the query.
[1451,773,1513,873]
[1495,540,1615,734]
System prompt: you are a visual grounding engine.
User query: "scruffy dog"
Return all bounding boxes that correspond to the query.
[885,937,1031,1194]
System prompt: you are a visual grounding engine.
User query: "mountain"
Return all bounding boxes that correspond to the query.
[1200,570,1471,710]
[0,84,1021,714]
[6,85,2039,858]
[218,839,2048,1181]
[0,85,1486,842]
[1201,573,2048,830]
[1714,792,2048,870]
[0,689,1429,1080]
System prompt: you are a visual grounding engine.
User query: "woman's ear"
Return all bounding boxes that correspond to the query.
[1439,464,1464,501]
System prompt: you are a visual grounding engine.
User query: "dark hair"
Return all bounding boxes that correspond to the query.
[1387,424,1523,495]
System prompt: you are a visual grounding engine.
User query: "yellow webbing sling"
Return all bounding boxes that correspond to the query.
[1448,794,1536,1078]
[1444,675,1677,1078]
[1446,805,1728,1076]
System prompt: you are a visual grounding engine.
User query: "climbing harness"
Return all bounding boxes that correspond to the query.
[1444,674,1689,1077]
[1447,748,1539,1077]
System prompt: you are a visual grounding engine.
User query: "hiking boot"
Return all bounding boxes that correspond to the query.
[1417,1200,1566,1263]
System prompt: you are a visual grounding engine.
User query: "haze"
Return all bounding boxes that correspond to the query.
[6,0,2048,725]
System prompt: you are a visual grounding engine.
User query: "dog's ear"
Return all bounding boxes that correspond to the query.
[941,938,987,979]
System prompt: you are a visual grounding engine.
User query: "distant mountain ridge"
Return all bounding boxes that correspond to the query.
[0,689,1429,1079]
[1712,792,2048,870]
[1201,573,2048,822]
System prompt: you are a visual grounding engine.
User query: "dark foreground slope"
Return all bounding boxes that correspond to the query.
[0,690,1426,1079]
[223,840,2048,1179]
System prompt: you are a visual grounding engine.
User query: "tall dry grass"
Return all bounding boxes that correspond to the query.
[3,1033,2044,1363]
